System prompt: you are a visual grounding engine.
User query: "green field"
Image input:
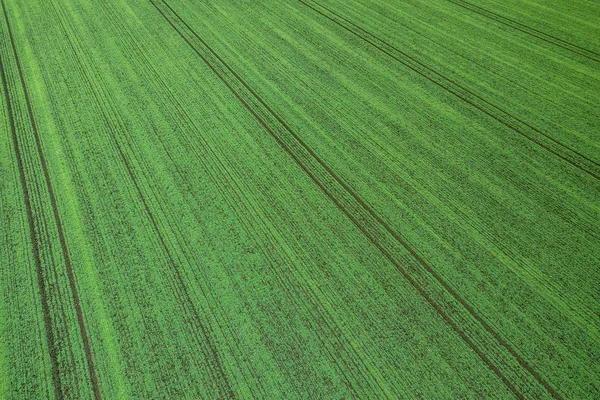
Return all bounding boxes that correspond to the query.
[1,0,599,398]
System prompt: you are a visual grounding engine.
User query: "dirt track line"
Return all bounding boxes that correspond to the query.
[0,31,63,400]
[299,0,600,182]
[102,4,369,391]
[149,0,396,397]
[108,1,387,391]
[298,2,567,397]
[447,0,600,63]
[42,1,236,394]
[148,1,570,397]
[0,1,102,398]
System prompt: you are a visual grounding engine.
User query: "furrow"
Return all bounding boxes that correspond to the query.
[100,1,389,395]
[44,0,236,395]
[150,0,562,398]
[0,1,101,398]
[446,0,600,62]
[297,0,600,181]
[0,35,62,400]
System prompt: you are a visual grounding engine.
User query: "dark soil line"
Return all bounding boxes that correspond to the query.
[299,0,600,182]
[0,30,63,400]
[299,2,568,397]
[0,1,102,398]
[149,1,547,397]
[448,0,600,62]
[149,0,393,396]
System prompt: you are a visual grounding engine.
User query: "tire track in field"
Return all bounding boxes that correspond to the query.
[101,23,362,395]
[297,0,600,182]
[44,2,197,396]
[445,0,600,63]
[0,2,102,399]
[2,43,81,396]
[0,35,62,400]
[100,2,386,395]
[150,1,561,398]
[146,2,398,396]
[89,3,259,395]
[44,1,235,395]
[313,0,600,327]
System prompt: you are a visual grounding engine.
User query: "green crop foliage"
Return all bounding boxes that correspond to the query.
[1,0,599,398]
